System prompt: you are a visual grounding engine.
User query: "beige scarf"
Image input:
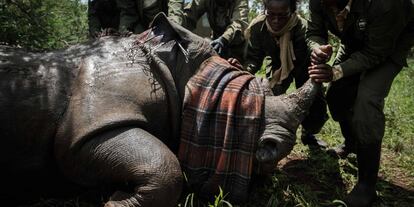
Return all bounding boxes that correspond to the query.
[265,13,299,87]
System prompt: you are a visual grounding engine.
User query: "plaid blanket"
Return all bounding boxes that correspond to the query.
[178,56,264,202]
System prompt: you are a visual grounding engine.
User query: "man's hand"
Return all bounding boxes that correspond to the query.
[210,36,228,56]
[308,63,333,83]
[227,58,242,70]
[311,44,333,65]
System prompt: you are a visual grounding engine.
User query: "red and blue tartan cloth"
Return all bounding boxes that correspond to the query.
[178,56,265,202]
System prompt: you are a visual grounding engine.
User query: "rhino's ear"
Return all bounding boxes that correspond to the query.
[150,12,206,45]
[149,13,181,42]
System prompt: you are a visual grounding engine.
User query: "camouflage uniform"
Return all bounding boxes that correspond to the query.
[182,0,248,62]
[88,0,120,38]
[307,0,414,205]
[116,0,184,33]
[246,14,328,139]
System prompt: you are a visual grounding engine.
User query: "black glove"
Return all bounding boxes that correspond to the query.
[210,36,228,56]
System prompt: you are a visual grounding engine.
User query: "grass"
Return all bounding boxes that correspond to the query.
[22,60,414,206]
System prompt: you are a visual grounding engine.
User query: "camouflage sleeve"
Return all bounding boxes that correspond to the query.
[306,0,329,51]
[221,0,248,44]
[116,0,140,32]
[88,0,101,37]
[339,2,414,77]
[168,0,184,25]
[244,16,266,74]
[182,0,207,31]
[333,43,350,65]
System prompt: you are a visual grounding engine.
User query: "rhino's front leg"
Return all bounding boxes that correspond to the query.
[58,127,182,207]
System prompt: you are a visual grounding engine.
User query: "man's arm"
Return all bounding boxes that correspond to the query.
[182,0,206,31]
[116,0,140,33]
[168,0,184,25]
[306,0,329,51]
[221,0,248,44]
[306,0,333,65]
[339,3,414,77]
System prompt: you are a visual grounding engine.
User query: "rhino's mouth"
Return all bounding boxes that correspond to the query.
[257,123,296,163]
[135,25,190,63]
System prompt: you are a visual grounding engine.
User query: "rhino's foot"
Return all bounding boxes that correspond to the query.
[103,191,139,207]
[104,202,118,207]
[104,200,130,207]
[57,127,183,207]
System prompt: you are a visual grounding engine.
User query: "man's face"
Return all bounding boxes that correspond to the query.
[265,0,291,32]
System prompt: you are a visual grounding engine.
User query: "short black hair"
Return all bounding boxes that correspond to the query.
[263,0,297,12]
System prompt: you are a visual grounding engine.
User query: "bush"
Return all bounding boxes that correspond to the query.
[0,0,88,50]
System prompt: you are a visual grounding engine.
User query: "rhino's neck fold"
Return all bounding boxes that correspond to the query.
[138,43,181,151]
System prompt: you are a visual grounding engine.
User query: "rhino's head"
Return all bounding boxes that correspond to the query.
[133,13,218,101]
[136,13,216,78]
[129,13,218,149]
[256,79,322,165]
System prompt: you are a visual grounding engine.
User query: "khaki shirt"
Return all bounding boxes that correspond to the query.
[116,0,184,33]
[307,0,414,77]
[182,0,248,44]
[245,15,310,77]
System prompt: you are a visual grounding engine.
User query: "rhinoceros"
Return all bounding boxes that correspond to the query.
[0,13,321,206]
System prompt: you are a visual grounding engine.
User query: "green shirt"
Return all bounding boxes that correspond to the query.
[182,0,248,44]
[307,0,414,77]
[245,14,310,77]
[116,0,184,33]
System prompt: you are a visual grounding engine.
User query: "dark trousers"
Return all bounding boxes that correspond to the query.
[326,60,403,145]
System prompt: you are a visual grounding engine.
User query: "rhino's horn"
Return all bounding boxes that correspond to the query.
[288,79,321,124]
[258,79,321,163]
[271,79,321,132]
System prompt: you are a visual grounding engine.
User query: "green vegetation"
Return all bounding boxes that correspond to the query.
[0,0,88,50]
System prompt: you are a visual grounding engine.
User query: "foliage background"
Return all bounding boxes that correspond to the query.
[0,0,88,50]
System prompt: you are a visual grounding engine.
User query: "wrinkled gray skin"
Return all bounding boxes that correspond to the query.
[0,14,319,206]
[256,78,321,164]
